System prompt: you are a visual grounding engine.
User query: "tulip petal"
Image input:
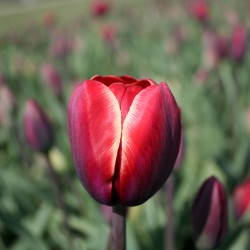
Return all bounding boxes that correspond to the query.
[109,83,143,122]
[119,75,137,84]
[68,80,121,205]
[91,75,126,85]
[117,83,181,205]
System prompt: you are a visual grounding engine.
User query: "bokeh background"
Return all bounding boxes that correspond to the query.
[0,0,249,249]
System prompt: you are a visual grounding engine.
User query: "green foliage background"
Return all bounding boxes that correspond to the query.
[0,0,250,249]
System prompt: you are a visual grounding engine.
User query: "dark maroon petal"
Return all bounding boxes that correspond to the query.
[192,176,228,249]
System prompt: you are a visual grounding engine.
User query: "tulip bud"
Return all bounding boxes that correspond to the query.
[91,0,110,17]
[41,64,62,98]
[230,25,247,62]
[48,32,73,59]
[68,75,181,206]
[215,36,229,60]
[190,0,209,23]
[192,176,228,250]
[232,178,250,220]
[102,25,117,48]
[23,99,54,154]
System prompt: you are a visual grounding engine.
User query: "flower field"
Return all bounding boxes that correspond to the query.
[0,0,249,249]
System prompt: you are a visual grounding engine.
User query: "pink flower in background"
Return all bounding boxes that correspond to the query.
[102,25,117,47]
[23,99,54,153]
[244,107,250,133]
[192,176,228,250]
[195,68,210,85]
[68,75,181,206]
[202,30,218,69]
[190,0,209,23]
[0,84,16,126]
[232,178,250,220]
[48,32,73,58]
[229,25,247,62]
[43,11,57,27]
[41,64,62,97]
[91,1,110,17]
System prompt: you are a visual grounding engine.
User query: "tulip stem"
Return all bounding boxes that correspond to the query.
[166,175,175,250]
[45,154,72,248]
[112,206,126,250]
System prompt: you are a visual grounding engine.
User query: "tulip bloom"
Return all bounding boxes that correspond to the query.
[230,25,247,62]
[232,178,250,220]
[68,75,181,206]
[190,0,209,23]
[23,99,54,153]
[91,1,110,17]
[192,176,228,250]
[41,64,62,97]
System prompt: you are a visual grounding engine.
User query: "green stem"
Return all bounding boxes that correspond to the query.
[45,154,72,249]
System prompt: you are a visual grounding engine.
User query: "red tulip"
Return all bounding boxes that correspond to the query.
[230,25,247,62]
[102,25,117,48]
[190,0,209,23]
[68,75,181,206]
[232,178,250,220]
[23,99,54,154]
[41,64,62,97]
[192,176,228,250]
[91,1,110,17]
[215,36,229,60]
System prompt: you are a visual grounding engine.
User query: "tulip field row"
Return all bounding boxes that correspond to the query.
[0,0,249,250]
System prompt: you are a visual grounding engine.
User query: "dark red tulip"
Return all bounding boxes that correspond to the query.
[192,176,228,250]
[23,99,54,154]
[190,0,209,23]
[232,178,250,220]
[68,75,181,206]
[215,36,229,60]
[41,64,62,97]
[230,25,247,62]
[91,1,110,17]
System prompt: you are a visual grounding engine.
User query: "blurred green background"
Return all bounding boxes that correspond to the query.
[0,0,250,249]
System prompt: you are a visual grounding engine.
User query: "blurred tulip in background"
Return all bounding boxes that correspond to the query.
[192,176,228,250]
[23,99,54,153]
[232,178,250,220]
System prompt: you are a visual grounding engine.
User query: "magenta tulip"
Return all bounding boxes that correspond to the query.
[232,178,250,220]
[192,176,228,250]
[41,64,62,97]
[68,75,181,206]
[190,0,209,23]
[230,25,247,62]
[23,99,54,153]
